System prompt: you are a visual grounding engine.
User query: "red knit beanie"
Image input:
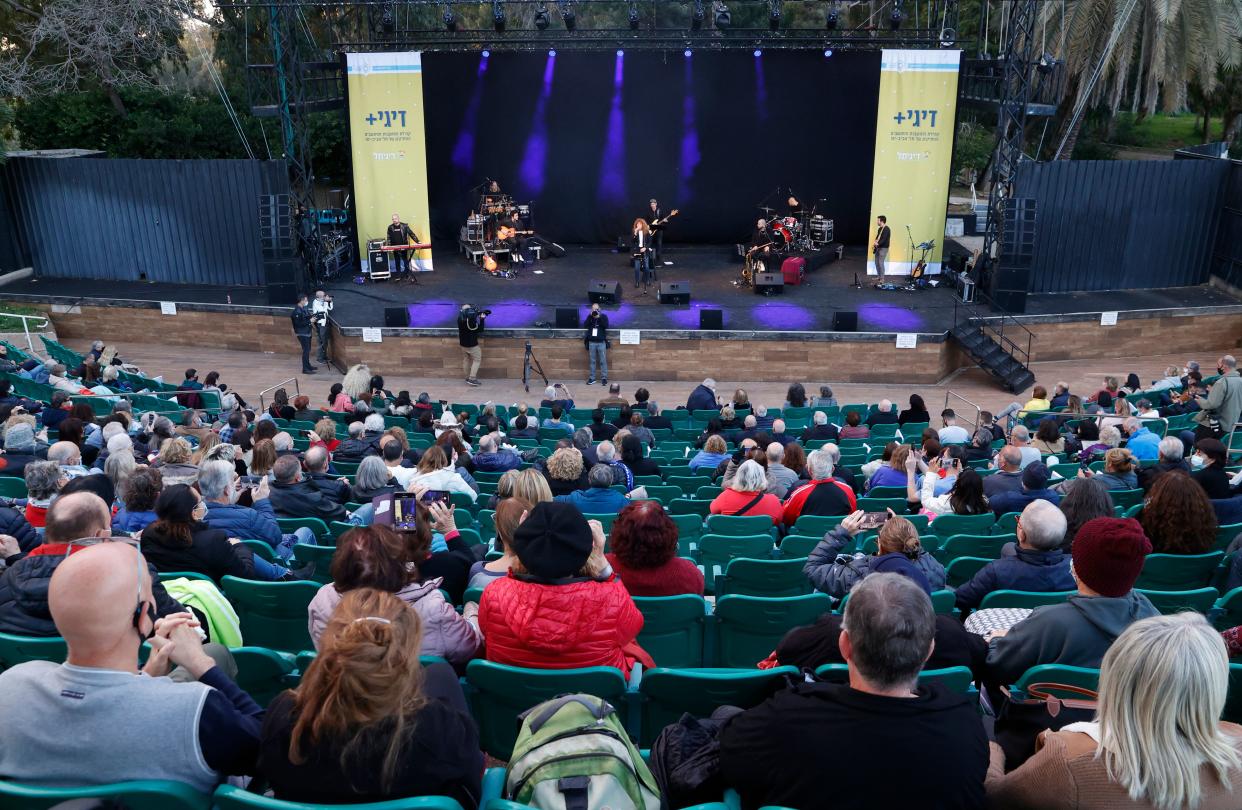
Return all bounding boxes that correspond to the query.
[1071,517,1152,597]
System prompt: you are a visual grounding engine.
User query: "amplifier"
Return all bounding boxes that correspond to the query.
[754,272,784,295]
[367,238,387,251]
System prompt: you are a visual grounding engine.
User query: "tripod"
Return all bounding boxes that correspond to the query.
[523,341,549,393]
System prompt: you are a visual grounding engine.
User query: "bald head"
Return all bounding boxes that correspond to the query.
[49,542,150,660]
[44,491,112,545]
[46,441,81,466]
[999,446,1023,471]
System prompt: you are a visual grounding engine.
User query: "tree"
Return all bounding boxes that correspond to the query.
[0,101,13,165]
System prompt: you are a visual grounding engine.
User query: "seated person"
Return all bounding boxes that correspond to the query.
[802,410,840,442]
[467,497,529,591]
[302,445,351,505]
[709,459,784,525]
[0,542,261,792]
[838,410,870,439]
[1139,470,1218,555]
[989,462,1062,517]
[985,517,1158,684]
[605,501,703,597]
[555,464,629,514]
[261,588,483,807]
[954,500,1075,612]
[351,455,400,503]
[719,573,988,809]
[865,400,899,427]
[781,450,858,526]
[478,501,651,674]
[472,434,522,473]
[1084,447,1138,491]
[986,613,1242,809]
[112,466,163,535]
[804,511,946,599]
[689,434,730,472]
[938,409,972,444]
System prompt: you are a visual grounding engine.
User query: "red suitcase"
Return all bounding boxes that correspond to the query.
[781,256,806,285]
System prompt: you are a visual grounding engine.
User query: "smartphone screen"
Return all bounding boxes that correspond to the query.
[421,490,450,506]
[859,511,890,530]
[392,494,421,530]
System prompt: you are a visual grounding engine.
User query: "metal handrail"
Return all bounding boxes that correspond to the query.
[1226,421,1242,462]
[258,378,299,410]
[952,292,1037,368]
[1019,408,1171,436]
[944,391,983,432]
[0,311,51,354]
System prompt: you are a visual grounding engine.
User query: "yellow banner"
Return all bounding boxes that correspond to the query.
[347,52,433,272]
[867,49,961,275]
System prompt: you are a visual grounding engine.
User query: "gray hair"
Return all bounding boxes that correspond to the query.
[355,455,392,490]
[807,449,835,480]
[198,460,235,501]
[478,434,497,454]
[842,573,934,690]
[272,431,294,451]
[588,464,615,488]
[820,443,841,465]
[106,433,133,456]
[1158,436,1184,462]
[999,446,1023,469]
[732,459,768,493]
[1222,355,1237,370]
[347,421,366,437]
[271,454,301,484]
[572,429,593,451]
[1100,425,1122,448]
[878,399,892,412]
[1019,499,1067,551]
[202,442,237,464]
[1096,613,1239,809]
[744,415,757,428]
[3,424,34,453]
[702,378,716,389]
[101,421,125,442]
[103,451,136,499]
[364,413,385,432]
[111,399,132,413]
[1123,417,1142,436]
[766,442,784,464]
[46,441,79,465]
[813,411,828,425]
[304,445,329,472]
[772,419,786,434]
[25,460,63,500]
[597,441,617,462]
[1010,425,1031,444]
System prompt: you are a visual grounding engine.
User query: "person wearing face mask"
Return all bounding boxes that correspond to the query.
[1193,355,1242,440]
[1191,438,1242,500]
[140,483,310,582]
[198,460,316,563]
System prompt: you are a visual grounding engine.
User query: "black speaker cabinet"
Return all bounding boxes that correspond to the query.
[832,311,859,332]
[753,272,784,295]
[658,281,691,305]
[587,280,622,305]
[368,249,388,270]
[383,307,409,328]
[699,309,723,330]
[555,307,580,329]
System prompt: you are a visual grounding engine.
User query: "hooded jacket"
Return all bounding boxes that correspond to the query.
[268,478,348,523]
[985,591,1159,684]
[203,498,284,550]
[686,385,718,412]
[953,547,1075,612]
[804,526,946,599]
[308,578,481,667]
[479,574,646,674]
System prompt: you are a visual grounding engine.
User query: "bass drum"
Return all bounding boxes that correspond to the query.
[769,222,791,249]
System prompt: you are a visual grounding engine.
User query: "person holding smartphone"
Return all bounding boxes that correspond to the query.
[803,510,946,600]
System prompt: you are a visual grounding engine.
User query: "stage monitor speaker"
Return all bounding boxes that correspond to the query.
[658,281,691,305]
[587,280,622,305]
[384,307,409,328]
[832,311,858,332]
[754,272,784,295]
[699,309,723,330]
[555,307,580,329]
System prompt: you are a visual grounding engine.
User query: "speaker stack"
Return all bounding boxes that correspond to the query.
[832,311,859,332]
[753,272,784,296]
[699,309,723,330]
[383,307,409,328]
[658,281,691,305]
[587,280,622,305]
[555,307,580,329]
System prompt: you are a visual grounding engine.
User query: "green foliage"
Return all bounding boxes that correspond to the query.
[1110,112,1220,148]
[1070,137,1118,160]
[950,120,992,181]
[0,102,14,164]
[0,304,48,333]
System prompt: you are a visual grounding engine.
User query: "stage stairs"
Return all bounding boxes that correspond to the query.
[949,307,1037,394]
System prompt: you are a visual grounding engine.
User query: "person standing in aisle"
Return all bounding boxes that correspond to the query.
[584,303,610,386]
[311,289,333,366]
[291,295,317,375]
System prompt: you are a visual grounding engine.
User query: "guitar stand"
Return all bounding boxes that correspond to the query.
[850,272,863,289]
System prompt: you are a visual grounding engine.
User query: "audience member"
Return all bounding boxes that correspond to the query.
[1122,416,1160,460]
[866,444,911,491]
[955,500,1074,611]
[985,517,1157,684]
[389,493,478,604]
[555,464,628,513]
[543,447,588,497]
[467,497,530,590]
[784,383,807,409]
[1082,447,1137,491]
[1020,385,1052,417]
[986,613,1242,809]
[689,434,730,472]
[1056,477,1114,550]
[865,399,899,427]
[407,446,477,502]
[261,588,482,806]
[606,501,703,596]
[805,511,945,598]
[838,410,870,439]
[619,434,659,478]
[964,428,995,463]
[270,455,355,523]
[782,450,857,526]
[112,465,163,534]
[1192,437,1239,499]
[764,442,799,498]
[1139,471,1217,554]
[710,459,784,524]
[1032,418,1064,455]
[938,410,971,444]
[23,459,64,529]
[811,385,837,408]
[908,459,990,518]
[989,462,1062,517]
[199,460,312,561]
[985,447,1025,498]
[0,422,39,478]
[802,410,839,442]
[719,573,988,809]
[898,394,930,426]
[349,455,397,503]
[1008,426,1041,469]
[302,445,351,504]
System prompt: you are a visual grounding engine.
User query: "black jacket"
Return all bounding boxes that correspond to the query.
[898,408,931,425]
[269,478,348,523]
[0,507,39,553]
[306,471,351,505]
[801,424,840,442]
[1138,459,1190,492]
[865,410,899,427]
[0,551,186,636]
[1194,465,1238,500]
[588,422,618,441]
[458,313,484,348]
[352,483,399,503]
[583,313,609,345]
[290,306,313,337]
[686,385,718,413]
[417,533,481,605]
[720,681,987,810]
[140,523,257,581]
[335,432,383,461]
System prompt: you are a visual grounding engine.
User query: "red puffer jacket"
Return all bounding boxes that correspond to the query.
[479,574,649,674]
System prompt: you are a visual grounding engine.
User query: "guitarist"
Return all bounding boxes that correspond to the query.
[647,198,680,267]
[386,212,421,281]
[497,211,534,267]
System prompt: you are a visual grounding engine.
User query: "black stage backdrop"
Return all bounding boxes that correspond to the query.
[421,50,880,246]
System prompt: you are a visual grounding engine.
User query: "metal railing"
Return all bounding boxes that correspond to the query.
[1017,408,1171,437]
[952,289,1037,371]
[258,378,300,411]
[1226,421,1242,462]
[0,311,51,354]
[943,391,983,432]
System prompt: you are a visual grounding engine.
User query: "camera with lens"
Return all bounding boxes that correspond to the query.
[459,306,492,323]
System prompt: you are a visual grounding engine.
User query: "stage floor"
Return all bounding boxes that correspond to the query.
[2,241,1239,334]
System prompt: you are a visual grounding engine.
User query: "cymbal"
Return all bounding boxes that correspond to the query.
[759,206,775,214]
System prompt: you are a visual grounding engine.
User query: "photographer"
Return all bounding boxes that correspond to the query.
[311,289,333,366]
[290,294,316,375]
[458,304,489,387]
[583,303,610,386]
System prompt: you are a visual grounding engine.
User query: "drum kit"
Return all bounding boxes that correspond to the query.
[739,199,833,288]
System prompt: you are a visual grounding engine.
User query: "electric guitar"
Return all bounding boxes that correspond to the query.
[648,209,680,229]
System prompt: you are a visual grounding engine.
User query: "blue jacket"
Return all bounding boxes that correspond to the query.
[989,487,1061,517]
[686,385,718,412]
[555,486,629,515]
[953,547,1075,611]
[112,509,157,535]
[473,450,523,472]
[202,497,284,549]
[1124,427,1160,461]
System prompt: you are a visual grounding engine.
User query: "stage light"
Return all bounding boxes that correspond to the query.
[684,48,692,57]
[768,0,781,30]
[549,48,556,55]
[443,6,457,31]
[492,0,505,31]
[561,1,576,30]
[482,49,490,57]
[1037,52,1057,74]
[824,48,833,57]
[691,0,704,29]
[617,49,624,56]
[753,48,762,57]
[888,1,902,29]
[534,2,550,29]
[380,4,395,34]
[712,0,731,28]
[825,2,838,29]
[628,2,640,28]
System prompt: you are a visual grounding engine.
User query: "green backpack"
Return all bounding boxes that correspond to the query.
[505,694,662,810]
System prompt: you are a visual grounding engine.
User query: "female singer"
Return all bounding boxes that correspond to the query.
[631,218,652,294]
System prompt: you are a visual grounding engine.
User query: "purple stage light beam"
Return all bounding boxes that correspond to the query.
[754,52,768,122]
[598,51,627,205]
[450,54,489,174]
[677,54,699,203]
[518,51,556,196]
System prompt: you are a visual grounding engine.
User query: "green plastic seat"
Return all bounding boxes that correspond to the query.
[936,533,1016,563]
[219,576,320,654]
[855,497,908,514]
[714,557,812,598]
[778,534,821,558]
[665,476,714,495]
[230,646,296,708]
[157,571,214,584]
[291,543,337,584]
[633,594,709,668]
[1135,587,1219,615]
[241,539,277,564]
[945,556,992,588]
[697,534,776,593]
[1215,523,1242,553]
[791,515,847,536]
[640,485,684,506]
[992,512,1021,535]
[464,660,628,760]
[700,515,772,539]
[864,485,908,499]
[0,779,210,810]
[978,590,1074,611]
[1010,664,1100,700]
[1135,552,1224,591]
[0,478,28,498]
[1108,488,1145,509]
[1213,586,1242,630]
[275,517,330,543]
[214,784,463,809]
[637,666,799,746]
[669,498,712,517]
[0,632,67,670]
[927,513,996,537]
[712,594,833,668]
[836,588,956,615]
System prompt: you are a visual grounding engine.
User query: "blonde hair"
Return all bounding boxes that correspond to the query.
[704,435,727,454]
[341,364,373,400]
[313,418,337,443]
[1104,447,1134,474]
[889,445,911,471]
[1097,613,1238,810]
[545,447,583,481]
[877,516,921,559]
[191,432,220,465]
[511,467,553,504]
[632,218,649,234]
[159,437,193,465]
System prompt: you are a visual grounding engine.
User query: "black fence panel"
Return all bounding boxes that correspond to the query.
[2,157,290,286]
[1015,159,1228,293]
